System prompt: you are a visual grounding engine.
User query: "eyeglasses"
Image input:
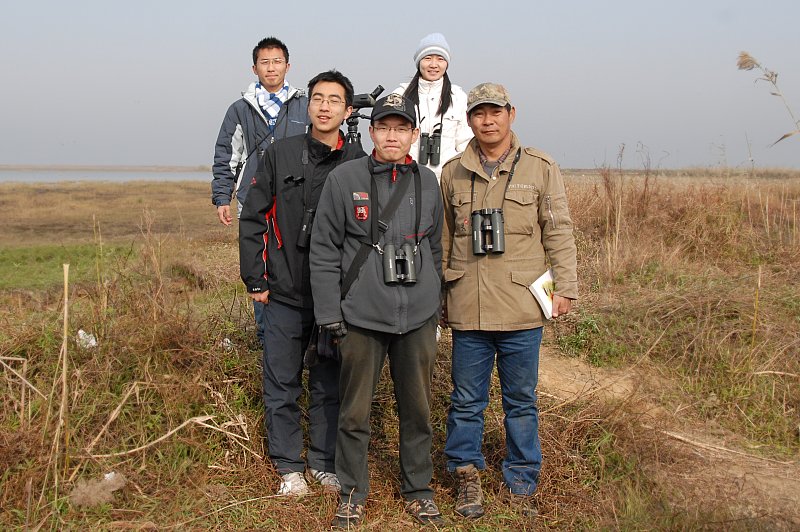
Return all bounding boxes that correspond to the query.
[372,125,414,135]
[258,58,286,66]
[310,95,346,107]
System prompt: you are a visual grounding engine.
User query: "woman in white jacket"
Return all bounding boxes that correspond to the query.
[393,33,473,181]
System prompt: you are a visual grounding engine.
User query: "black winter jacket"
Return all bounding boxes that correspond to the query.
[239,132,366,309]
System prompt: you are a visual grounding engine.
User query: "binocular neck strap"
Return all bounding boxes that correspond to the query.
[301,148,312,208]
[470,148,522,210]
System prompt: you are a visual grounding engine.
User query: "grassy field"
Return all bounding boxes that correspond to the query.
[1,172,799,530]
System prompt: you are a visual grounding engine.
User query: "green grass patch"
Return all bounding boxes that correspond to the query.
[0,243,131,290]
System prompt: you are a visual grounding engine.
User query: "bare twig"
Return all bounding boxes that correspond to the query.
[0,357,46,399]
[165,495,284,529]
[650,426,796,466]
[90,415,214,459]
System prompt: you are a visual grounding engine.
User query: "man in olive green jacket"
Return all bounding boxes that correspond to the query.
[440,82,577,519]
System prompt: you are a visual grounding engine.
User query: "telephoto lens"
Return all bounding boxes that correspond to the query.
[418,133,430,165]
[472,211,486,255]
[490,209,505,253]
[382,243,398,284]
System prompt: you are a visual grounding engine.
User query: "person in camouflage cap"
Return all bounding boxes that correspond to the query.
[439,82,578,519]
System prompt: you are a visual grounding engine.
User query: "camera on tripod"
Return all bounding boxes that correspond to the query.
[346,85,385,145]
[382,242,417,284]
[418,123,442,166]
[471,208,505,255]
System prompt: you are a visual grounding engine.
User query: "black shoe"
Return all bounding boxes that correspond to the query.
[331,501,364,529]
[406,498,445,525]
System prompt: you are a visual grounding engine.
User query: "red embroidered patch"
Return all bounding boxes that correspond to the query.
[355,205,369,221]
[352,192,369,200]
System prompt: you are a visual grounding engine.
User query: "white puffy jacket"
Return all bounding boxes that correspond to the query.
[392,78,473,180]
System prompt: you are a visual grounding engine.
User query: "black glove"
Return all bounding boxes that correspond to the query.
[323,321,348,338]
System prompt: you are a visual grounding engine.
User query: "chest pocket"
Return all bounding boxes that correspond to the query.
[503,188,537,234]
[449,191,473,236]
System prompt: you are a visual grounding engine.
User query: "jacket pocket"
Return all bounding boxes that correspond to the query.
[449,191,473,236]
[510,270,540,289]
[504,189,537,234]
[444,268,465,283]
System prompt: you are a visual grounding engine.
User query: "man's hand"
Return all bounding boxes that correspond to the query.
[551,295,572,318]
[249,290,270,304]
[323,321,348,338]
[217,205,232,226]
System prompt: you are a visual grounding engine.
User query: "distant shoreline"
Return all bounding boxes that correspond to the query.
[0,164,211,173]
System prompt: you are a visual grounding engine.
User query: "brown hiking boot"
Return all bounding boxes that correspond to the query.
[454,464,484,519]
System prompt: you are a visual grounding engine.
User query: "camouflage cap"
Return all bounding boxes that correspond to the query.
[466,82,512,114]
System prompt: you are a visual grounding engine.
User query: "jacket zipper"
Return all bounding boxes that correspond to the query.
[546,195,557,229]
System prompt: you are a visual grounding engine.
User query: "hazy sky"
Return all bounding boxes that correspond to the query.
[2,0,798,169]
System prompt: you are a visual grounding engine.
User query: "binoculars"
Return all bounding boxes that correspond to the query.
[382,241,417,284]
[471,208,505,255]
[418,125,442,166]
[297,208,315,248]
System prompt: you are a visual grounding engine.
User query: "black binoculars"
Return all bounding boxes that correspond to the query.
[297,208,315,248]
[418,125,442,166]
[382,241,417,284]
[471,208,505,255]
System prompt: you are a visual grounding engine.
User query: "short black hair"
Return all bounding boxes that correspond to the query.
[252,37,289,65]
[307,70,355,108]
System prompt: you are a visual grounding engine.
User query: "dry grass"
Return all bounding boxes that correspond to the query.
[1,176,799,529]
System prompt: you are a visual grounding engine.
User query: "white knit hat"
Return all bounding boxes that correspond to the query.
[413,33,451,67]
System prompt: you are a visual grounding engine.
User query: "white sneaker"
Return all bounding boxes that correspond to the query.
[307,468,340,493]
[277,471,309,497]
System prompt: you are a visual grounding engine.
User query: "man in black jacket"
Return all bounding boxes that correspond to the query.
[239,70,365,497]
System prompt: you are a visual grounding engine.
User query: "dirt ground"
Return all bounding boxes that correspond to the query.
[538,348,800,527]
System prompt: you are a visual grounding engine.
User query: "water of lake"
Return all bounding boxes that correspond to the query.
[0,169,210,183]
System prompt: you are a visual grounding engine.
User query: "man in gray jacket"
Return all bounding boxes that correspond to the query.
[211,36,308,347]
[310,95,444,528]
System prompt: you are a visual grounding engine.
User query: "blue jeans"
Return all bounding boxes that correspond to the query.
[445,328,543,495]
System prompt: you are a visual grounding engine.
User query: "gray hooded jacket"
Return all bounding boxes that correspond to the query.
[310,156,443,334]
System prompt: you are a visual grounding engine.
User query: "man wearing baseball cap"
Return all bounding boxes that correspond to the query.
[310,94,445,528]
[440,83,578,519]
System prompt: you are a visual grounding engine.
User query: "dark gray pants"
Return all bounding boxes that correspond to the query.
[336,315,437,504]
[262,300,339,473]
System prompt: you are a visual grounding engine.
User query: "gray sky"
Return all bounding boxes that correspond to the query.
[2,0,798,169]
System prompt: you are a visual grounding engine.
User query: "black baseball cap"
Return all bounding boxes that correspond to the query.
[370,94,416,126]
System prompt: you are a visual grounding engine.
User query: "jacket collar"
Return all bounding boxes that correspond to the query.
[369,153,415,173]
[418,77,444,95]
[305,130,346,161]
[242,82,306,107]
[460,132,521,180]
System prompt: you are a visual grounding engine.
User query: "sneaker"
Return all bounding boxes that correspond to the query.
[276,471,309,497]
[454,464,484,519]
[331,501,364,529]
[307,467,340,494]
[406,498,444,525]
